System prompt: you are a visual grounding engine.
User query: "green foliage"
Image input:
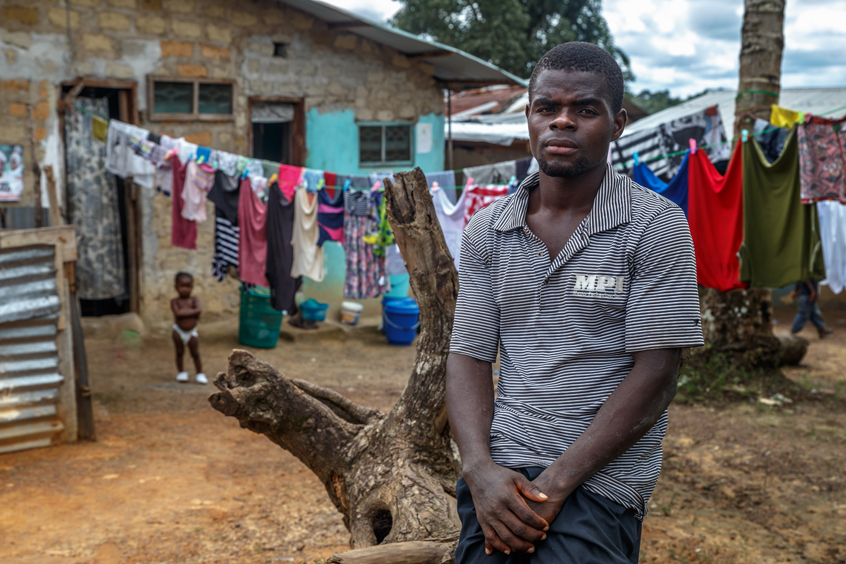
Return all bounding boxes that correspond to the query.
[390,0,632,81]
[626,89,683,115]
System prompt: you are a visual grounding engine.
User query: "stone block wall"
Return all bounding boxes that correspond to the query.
[0,0,447,329]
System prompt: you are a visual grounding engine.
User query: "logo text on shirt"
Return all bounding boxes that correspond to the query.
[573,274,625,297]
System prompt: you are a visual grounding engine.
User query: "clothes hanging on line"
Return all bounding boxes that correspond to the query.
[208,171,241,282]
[302,168,324,193]
[385,245,407,276]
[753,119,790,164]
[291,186,324,282]
[171,155,197,250]
[211,212,239,282]
[238,176,270,287]
[632,153,690,217]
[210,150,240,177]
[344,192,386,300]
[208,171,240,225]
[688,142,745,292]
[181,160,214,223]
[771,105,803,128]
[431,183,467,271]
[464,161,517,186]
[739,128,826,288]
[816,200,846,294]
[464,183,509,226]
[797,117,846,203]
[265,182,301,312]
[425,170,457,203]
[612,105,731,178]
[317,187,345,247]
[105,120,155,188]
[66,98,127,300]
[276,164,303,202]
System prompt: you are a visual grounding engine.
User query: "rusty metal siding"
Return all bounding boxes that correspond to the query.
[0,245,65,454]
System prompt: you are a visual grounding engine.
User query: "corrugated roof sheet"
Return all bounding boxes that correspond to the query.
[0,245,64,454]
[279,0,527,86]
[622,87,846,139]
[0,245,61,324]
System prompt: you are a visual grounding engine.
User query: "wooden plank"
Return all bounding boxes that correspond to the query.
[125,180,140,313]
[43,166,62,228]
[0,226,77,262]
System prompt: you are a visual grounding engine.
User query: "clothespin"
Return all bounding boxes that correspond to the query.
[197,155,205,165]
[431,181,440,191]
[163,148,176,162]
[317,178,326,191]
[343,178,352,192]
[269,173,278,184]
[633,152,640,166]
[799,111,806,124]
[741,129,749,143]
[689,139,697,154]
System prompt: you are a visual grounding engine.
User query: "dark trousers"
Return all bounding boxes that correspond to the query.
[791,295,826,333]
[455,467,642,564]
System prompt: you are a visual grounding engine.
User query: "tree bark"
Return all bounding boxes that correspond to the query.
[700,0,788,369]
[210,168,462,560]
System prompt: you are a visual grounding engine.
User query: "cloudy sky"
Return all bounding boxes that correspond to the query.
[321,0,846,97]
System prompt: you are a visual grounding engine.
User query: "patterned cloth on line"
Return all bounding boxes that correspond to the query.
[211,212,239,282]
[797,117,846,203]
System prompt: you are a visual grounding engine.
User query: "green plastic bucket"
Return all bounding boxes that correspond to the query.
[238,286,283,348]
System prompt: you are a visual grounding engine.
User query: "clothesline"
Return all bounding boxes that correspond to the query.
[614,103,846,169]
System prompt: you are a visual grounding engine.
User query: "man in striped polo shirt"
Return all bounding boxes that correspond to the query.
[446,42,704,563]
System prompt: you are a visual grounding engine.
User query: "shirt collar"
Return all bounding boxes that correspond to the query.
[492,163,632,235]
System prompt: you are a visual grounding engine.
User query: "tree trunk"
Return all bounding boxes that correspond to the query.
[700,0,788,369]
[209,168,461,563]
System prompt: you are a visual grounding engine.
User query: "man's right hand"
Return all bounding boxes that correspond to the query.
[464,461,550,555]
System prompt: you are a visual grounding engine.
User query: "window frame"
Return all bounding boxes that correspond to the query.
[357,121,415,167]
[146,76,236,122]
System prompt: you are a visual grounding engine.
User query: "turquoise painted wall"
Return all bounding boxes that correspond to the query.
[304,109,445,175]
[301,109,445,318]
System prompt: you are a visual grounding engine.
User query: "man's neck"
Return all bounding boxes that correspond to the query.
[534,162,607,215]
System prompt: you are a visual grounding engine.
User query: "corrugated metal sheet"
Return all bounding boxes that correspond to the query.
[622,87,846,139]
[0,245,64,454]
[279,0,527,86]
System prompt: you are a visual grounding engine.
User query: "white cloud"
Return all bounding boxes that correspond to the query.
[322,0,846,97]
[605,0,846,97]
[319,0,401,22]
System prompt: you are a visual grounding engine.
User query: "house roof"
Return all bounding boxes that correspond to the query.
[279,0,527,87]
[621,87,846,139]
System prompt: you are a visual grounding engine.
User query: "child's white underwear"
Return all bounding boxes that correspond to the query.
[173,324,199,345]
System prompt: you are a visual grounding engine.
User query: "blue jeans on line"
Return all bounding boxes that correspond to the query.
[791,295,826,333]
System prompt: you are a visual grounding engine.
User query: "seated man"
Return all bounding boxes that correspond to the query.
[447,42,704,563]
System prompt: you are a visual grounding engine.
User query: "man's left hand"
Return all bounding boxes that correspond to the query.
[525,471,573,526]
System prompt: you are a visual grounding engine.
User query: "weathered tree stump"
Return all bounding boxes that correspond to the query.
[210,168,462,563]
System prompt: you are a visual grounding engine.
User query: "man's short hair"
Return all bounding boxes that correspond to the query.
[528,42,624,114]
[175,271,193,284]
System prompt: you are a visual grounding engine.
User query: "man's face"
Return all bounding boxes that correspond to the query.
[525,69,626,178]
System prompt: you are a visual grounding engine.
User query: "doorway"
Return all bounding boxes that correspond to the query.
[61,79,141,317]
[249,98,305,165]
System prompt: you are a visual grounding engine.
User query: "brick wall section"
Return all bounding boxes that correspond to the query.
[0,0,445,327]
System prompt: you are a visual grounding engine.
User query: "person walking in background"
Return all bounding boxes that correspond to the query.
[791,280,833,338]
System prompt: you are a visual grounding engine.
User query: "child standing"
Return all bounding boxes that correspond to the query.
[171,272,207,384]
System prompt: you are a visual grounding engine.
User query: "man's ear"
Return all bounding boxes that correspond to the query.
[611,109,628,142]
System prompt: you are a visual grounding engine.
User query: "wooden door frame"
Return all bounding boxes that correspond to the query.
[246,96,305,166]
[59,78,142,314]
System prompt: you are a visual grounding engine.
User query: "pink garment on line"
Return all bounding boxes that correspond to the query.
[237,176,270,287]
[171,155,197,250]
[181,161,214,223]
[318,203,344,214]
[464,184,509,226]
[319,225,344,243]
[278,164,304,202]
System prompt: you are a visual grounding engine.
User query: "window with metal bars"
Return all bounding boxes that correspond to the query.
[358,123,413,166]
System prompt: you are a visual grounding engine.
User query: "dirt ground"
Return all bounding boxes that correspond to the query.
[1,307,845,564]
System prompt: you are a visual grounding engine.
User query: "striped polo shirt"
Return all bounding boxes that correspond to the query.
[450,163,704,519]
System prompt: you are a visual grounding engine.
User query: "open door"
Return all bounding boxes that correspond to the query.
[249,97,305,165]
[61,79,141,317]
